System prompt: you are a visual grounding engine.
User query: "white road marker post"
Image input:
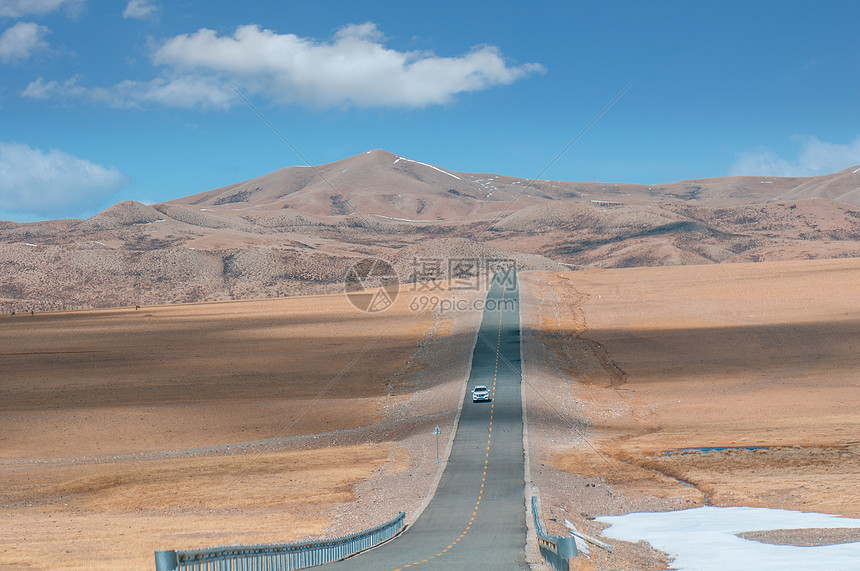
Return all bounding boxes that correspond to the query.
[433,425,441,463]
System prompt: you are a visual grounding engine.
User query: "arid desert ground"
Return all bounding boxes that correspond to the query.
[1,258,859,569]
[0,284,484,569]
[521,258,860,569]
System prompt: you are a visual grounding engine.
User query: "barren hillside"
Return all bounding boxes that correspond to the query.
[1,149,859,310]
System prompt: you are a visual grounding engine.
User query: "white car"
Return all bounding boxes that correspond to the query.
[472,385,491,402]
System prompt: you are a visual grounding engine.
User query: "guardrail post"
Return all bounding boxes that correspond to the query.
[154,550,178,571]
[155,511,404,570]
[532,493,577,570]
[557,536,577,560]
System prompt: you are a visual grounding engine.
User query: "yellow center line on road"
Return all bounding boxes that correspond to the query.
[392,284,508,570]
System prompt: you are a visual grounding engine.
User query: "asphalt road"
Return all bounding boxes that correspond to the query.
[323,272,527,570]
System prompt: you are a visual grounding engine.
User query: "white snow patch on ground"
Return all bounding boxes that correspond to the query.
[598,506,860,571]
[25,243,37,246]
[370,214,430,222]
[394,156,461,180]
[853,166,860,173]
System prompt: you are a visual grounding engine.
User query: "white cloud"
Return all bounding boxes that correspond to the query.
[20,76,57,98]
[730,135,860,177]
[0,142,128,216]
[0,0,83,18]
[119,75,233,108]
[123,0,157,20]
[155,23,545,108]
[23,74,234,110]
[0,21,49,63]
[24,22,544,110]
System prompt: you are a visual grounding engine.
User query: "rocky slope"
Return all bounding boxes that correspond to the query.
[1,150,859,310]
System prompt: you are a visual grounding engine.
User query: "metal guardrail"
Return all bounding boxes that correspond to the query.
[532,495,577,571]
[155,512,405,571]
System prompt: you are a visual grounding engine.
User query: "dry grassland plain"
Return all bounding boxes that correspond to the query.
[4,259,858,570]
[0,285,482,570]
[520,259,860,569]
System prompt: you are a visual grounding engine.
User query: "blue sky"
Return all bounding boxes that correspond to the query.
[1,0,859,221]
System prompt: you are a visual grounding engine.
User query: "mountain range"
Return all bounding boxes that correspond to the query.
[2,149,859,310]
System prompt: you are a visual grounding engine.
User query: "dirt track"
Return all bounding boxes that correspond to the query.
[520,258,860,569]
